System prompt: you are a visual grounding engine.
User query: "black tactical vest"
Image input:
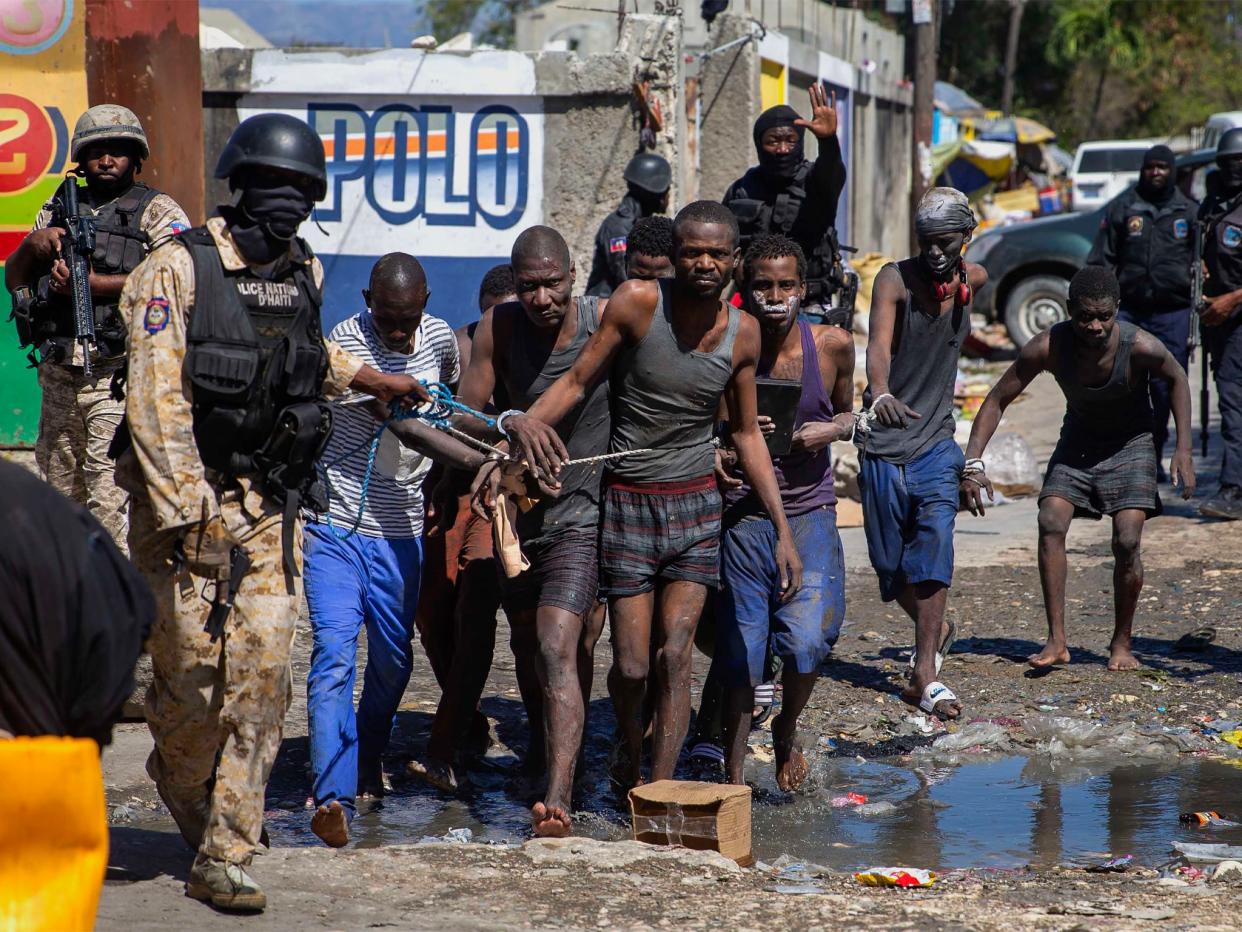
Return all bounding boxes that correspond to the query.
[39,183,161,359]
[726,162,844,305]
[1203,190,1242,297]
[180,227,332,517]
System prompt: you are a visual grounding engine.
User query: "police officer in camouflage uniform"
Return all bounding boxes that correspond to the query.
[6,105,189,550]
[116,113,431,912]
[1087,144,1198,481]
[723,83,854,328]
[1199,128,1242,520]
[585,152,671,297]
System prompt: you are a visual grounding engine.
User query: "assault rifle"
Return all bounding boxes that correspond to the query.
[58,176,98,377]
[1191,218,1209,457]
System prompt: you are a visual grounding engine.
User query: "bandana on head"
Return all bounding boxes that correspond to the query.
[914,187,976,238]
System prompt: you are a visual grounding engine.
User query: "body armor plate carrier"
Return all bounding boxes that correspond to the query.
[181,225,333,576]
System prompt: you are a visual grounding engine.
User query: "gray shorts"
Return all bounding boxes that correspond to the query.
[1040,431,1161,519]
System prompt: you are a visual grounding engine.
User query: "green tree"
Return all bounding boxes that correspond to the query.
[419,0,540,48]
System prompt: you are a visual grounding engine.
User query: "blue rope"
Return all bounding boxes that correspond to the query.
[319,381,497,539]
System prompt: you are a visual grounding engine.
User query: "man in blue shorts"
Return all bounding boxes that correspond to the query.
[859,188,988,720]
[715,234,855,790]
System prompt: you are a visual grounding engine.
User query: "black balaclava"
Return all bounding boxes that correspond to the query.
[1221,158,1242,194]
[226,174,316,264]
[753,105,805,179]
[1138,144,1176,204]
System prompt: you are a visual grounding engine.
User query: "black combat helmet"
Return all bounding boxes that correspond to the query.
[623,152,672,196]
[1217,127,1242,166]
[215,113,327,200]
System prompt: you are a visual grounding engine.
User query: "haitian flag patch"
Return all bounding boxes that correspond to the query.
[609,236,627,254]
[144,296,171,334]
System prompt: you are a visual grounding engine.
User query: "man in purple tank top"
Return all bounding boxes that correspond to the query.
[712,234,856,790]
[505,202,801,791]
[963,267,1194,673]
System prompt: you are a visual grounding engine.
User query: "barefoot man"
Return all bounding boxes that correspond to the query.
[463,226,610,835]
[961,266,1194,671]
[859,187,987,721]
[715,234,854,790]
[505,201,801,790]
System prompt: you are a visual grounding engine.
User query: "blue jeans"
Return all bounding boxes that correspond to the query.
[1119,306,1191,463]
[304,524,423,818]
[716,507,846,688]
[859,437,964,602]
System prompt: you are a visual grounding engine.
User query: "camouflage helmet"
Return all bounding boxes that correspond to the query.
[71,104,150,162]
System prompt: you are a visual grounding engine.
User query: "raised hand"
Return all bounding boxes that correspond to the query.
[793,83,838,140]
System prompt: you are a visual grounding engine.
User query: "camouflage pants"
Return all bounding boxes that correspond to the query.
[35,361,128,553]
[130,487,301,865]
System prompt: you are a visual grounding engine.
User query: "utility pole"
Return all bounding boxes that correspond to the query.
[1001,0,1026,116]
[910,0,936,251]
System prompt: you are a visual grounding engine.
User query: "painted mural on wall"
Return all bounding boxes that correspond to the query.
[236,49,545,331]
[0,0,86,445]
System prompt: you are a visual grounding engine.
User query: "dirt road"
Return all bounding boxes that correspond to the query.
[96,366,1242,930]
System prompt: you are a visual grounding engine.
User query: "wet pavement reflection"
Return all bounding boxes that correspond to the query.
[255,752,1242,871]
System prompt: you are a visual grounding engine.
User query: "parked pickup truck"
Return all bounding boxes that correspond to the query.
[968,148,1215,346]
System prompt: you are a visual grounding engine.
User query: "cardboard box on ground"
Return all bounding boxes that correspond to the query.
[629,780,753,867]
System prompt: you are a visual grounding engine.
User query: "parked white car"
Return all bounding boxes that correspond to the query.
[1070,139,1158,212]
[1202,112,1242,150]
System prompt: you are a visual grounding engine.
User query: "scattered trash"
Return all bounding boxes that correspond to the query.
[1210,860,1242,883]
[981,432,1040,496]
[107,804,133,824]
[1173,626,1216,653]
[1086,854,1133,873]
[902,714,935,735]
[420,827,473,844]
[1171,841,1242,863]
[830,792,868,808]
[1180,811,1240,827]
[1025,715,1187,758]
[817,736,838,751]
[854,801,897,817]
[854,867,935,888]
[916,721,1011,758]
[859,631,884,642]
[1220,730,1242,749]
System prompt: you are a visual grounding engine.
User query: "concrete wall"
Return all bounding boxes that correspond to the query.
[696,12,913,258]
[199,15,682,331]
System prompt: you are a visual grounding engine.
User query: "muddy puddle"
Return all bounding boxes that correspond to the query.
[250,752,1242,872]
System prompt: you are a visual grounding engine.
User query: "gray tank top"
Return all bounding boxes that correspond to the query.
[862,260,970,464]
[502,296,610,543]
[1050,320,1153,448]
[608,280,741,482]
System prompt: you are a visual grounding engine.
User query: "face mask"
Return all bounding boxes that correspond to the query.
[1221,160,1242,192]
[758,146,803,179]
[229,221,289,265]
[239,182,314,241]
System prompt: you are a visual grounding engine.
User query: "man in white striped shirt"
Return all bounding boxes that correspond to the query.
[304,253,460,847]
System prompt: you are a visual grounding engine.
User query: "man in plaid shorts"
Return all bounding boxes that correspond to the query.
[505,201,800,788]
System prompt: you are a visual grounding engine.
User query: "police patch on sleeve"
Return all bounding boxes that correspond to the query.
[1224,225,1242,249]
[1173,218,1189,240]
[609,236,627,254]
[144,296,171,334]
[1127,216,1144,236]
